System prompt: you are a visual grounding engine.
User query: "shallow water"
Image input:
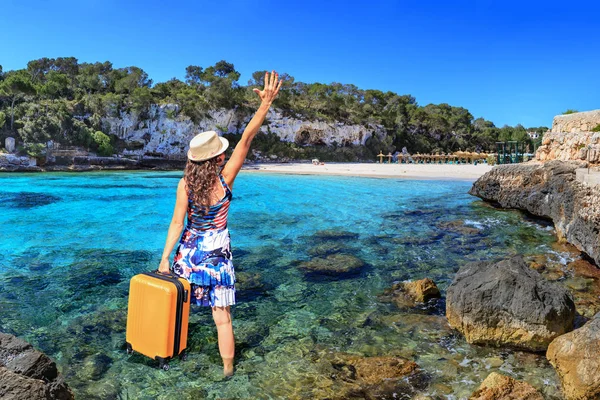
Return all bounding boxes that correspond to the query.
[0,171,566,399]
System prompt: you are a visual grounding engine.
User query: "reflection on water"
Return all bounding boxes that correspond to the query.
[0,171,574,398]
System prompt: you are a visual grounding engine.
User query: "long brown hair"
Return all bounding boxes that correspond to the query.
[183,157,221,212]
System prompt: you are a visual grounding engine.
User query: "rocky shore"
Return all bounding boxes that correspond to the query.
[0,332,73,400]
[469,160,600,266]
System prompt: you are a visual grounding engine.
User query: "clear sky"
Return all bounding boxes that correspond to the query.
[1,0,599,128]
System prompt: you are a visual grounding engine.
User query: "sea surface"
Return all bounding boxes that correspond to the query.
[0,171,566,399]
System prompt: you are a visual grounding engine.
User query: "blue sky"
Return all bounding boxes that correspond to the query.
[1,0,599,128]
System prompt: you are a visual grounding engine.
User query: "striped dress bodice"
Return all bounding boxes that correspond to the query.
[186,174,232,231]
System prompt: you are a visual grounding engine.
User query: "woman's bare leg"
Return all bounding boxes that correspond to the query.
[212,305,235,376]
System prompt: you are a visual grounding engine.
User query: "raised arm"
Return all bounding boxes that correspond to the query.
[221,71,282,189]
[159,178,188,273]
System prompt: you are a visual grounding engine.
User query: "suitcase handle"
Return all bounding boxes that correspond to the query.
[154,270,189,303]
[155,269,177,278]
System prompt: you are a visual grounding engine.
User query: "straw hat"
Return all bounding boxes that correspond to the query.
[187,131,229,162]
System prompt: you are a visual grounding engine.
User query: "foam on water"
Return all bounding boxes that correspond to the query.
[0,171,565,398]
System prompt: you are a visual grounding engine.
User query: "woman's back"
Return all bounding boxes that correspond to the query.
[186,175,232,232]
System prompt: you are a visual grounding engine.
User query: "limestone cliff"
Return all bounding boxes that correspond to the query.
[469,161,600,266]
[102,105,386,158]
[536,110,600,164]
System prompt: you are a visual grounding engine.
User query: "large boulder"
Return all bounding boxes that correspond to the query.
[546,313,600,400]
[0,332,73,400]
[469,161,600,266]
[446,256,576,351]
[469,372,544,400]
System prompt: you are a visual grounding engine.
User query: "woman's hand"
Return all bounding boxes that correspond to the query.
[158,258,171,274]
[253,71,282,106]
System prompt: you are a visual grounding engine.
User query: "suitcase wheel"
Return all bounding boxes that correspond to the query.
[126,343,133,355]
[179,352,188,361]
[157,357,170,371]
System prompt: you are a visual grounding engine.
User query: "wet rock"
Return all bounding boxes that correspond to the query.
[469,372,543,400]
[469,161,600,266]
[0,333,57,381]
[0,332,74,399]
[398,278,441,303]
[297,254,364,276]
[446,256,576,351]
[383,278,442,310]
[546,313,600,400]
[0,367,48,399]
[569,259,600,280]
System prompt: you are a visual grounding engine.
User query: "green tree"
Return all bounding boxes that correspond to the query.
[91,131,114,156]
[113,67,152,95]
[0,70,37,131]
[185,65,204,86]
[39,70,71,99]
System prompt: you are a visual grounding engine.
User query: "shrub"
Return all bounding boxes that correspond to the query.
[562,109,579,115]
[487,155,497,165]
[592,124,600,132]
[23,142,46,158]
[91,131,114,156]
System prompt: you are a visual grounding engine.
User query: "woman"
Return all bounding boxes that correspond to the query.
[159,71,281,376]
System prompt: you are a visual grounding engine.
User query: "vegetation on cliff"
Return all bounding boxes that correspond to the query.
[0,59,546,160]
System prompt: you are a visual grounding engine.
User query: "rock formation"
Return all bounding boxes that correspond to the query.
[103,105,386,158]
[536,109,600,164]
[0,332,73,400]
[469,372,544,400]
[469,161,600,266]
[546,312,600,400]
[446,256,576,351]
[0,154,40,172]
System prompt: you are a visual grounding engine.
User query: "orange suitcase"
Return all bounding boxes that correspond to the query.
[126,271,191,370]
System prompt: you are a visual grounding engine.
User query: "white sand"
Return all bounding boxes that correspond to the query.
[241,162,493,180]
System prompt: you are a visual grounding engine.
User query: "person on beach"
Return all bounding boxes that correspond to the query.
[159,71,282,377]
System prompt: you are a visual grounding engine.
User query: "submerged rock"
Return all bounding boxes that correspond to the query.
[437,220,481,236]
[0,332,73,399]
[469,160,600,266]
[306,241,351,257]
[297,254,364,276]
[469,372,543,400]
[546,313,600,400]
[327,354,428,399]
[446,256,576,351]
[312,229,360,241]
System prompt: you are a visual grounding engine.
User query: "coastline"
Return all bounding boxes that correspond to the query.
[1,161,494,180]
[241,162,493,180]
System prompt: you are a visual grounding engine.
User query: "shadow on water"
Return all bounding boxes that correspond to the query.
[0,192,61,208]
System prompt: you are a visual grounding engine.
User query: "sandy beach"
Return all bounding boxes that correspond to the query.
[242,162,493,180]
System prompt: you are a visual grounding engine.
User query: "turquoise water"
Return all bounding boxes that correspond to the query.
[0,171,564,399]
